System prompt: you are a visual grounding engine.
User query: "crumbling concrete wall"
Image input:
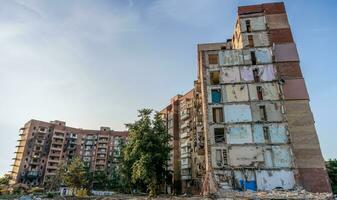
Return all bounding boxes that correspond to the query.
[221,67,241,83]
[256,170,295,191]
[251,102,283,122]
[253,123,287,143]
[219,50,244,66]
[241,32,269,48]
[240,64,276,82]
[226,124,253,144]
[229,146,264,167]
[224,84,249,102]
[240,16,266,32]
[249,83,279,100]
[224,104,252,123]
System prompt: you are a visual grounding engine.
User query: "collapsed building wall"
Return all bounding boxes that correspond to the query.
[197,2,331,195]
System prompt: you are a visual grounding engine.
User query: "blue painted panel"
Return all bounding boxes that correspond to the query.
[211,90,221,103]
[270,124,287,143]
[224,104,252,123]
[272,146,292,167]
[240,180,257,191]
[252,125,264,143]
[255,48,272,64]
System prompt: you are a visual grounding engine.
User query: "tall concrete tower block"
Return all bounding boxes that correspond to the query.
[197,2,331,193]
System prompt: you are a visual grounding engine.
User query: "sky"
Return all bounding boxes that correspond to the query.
[0,0,336,175]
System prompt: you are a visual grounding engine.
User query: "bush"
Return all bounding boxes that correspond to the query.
[46,192,54,198]
[0,188,11,195]
[76,189,88,198]
[28,187,44,194]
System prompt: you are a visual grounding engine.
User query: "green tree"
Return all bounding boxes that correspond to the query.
[123,109,171,197]
[0,174,11,186]
[92,171,108,190]
[45,162,67,191]
[63,157,88,191]
[326,159,337,194]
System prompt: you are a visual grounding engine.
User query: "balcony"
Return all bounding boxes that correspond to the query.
[95,161,106,166]
[48,159,60,163]
[180,112,190,120]
[53,134,64,139]
[181,175,192,180]
[180,121,190,129]
[26,170,40,179]
[180,132,190,139]
[47,165,58,170]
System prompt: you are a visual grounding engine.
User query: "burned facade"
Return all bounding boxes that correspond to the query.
[10,119,127,187]
[162,2,331,194]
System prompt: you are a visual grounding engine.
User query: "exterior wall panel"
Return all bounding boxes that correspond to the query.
[224,104,252,123]
[221,67,241,83]
[272,146,292,167]
[277,62,302,79]
[224,84,249,102]
[228,146,264,166]
[242,32,269,47]
[256,170,295,190]
[251,102,283,122]
[219,50,243,66]
[274,43,299,62]
[226,124,253,144]
[283,79,309,100]
[249,83,279,101]
[240,16,266,32]
[266,14,290,29]
[269,29,293,44]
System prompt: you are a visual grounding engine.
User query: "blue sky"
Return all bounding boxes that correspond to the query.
[0,0,336,175]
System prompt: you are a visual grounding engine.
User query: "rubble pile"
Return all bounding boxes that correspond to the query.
[216,189,333,199]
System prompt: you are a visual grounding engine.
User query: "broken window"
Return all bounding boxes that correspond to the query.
[246,20,251,32]
[253,68,260,82]
[210,71,220,85]
[212,107,224,123]
[215,149,222,167]
[259,105,267,121]
[222,150,228,165]
[257,86,263,100]
[251,51,257,65]
[263,126,270,143]
[208,54,219,65]
[211,89,221,103]
[214,128,225,143]
[215,149,227,167]
[248,35,254,47]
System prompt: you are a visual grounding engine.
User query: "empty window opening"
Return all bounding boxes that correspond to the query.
[211,89,222,103]
[210,71,220,85]
[246,20,252,32]
[215,149,227,167]
[259,105,267,121]
[263,126,270,143]
[251,51,257,65]
[212,107,224,123]
[222,150,228,165]
[248,35,254,47]
[253,68,260,82]
[257,86,263,100]
[215,149,222,167]
[214,128,225,143]
[208,54,219,65]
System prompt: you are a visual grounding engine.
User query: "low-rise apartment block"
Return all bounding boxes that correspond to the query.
[10,119,127,187]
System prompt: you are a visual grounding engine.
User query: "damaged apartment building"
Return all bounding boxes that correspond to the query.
[10,119,127,187]
[161,2,331,195]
